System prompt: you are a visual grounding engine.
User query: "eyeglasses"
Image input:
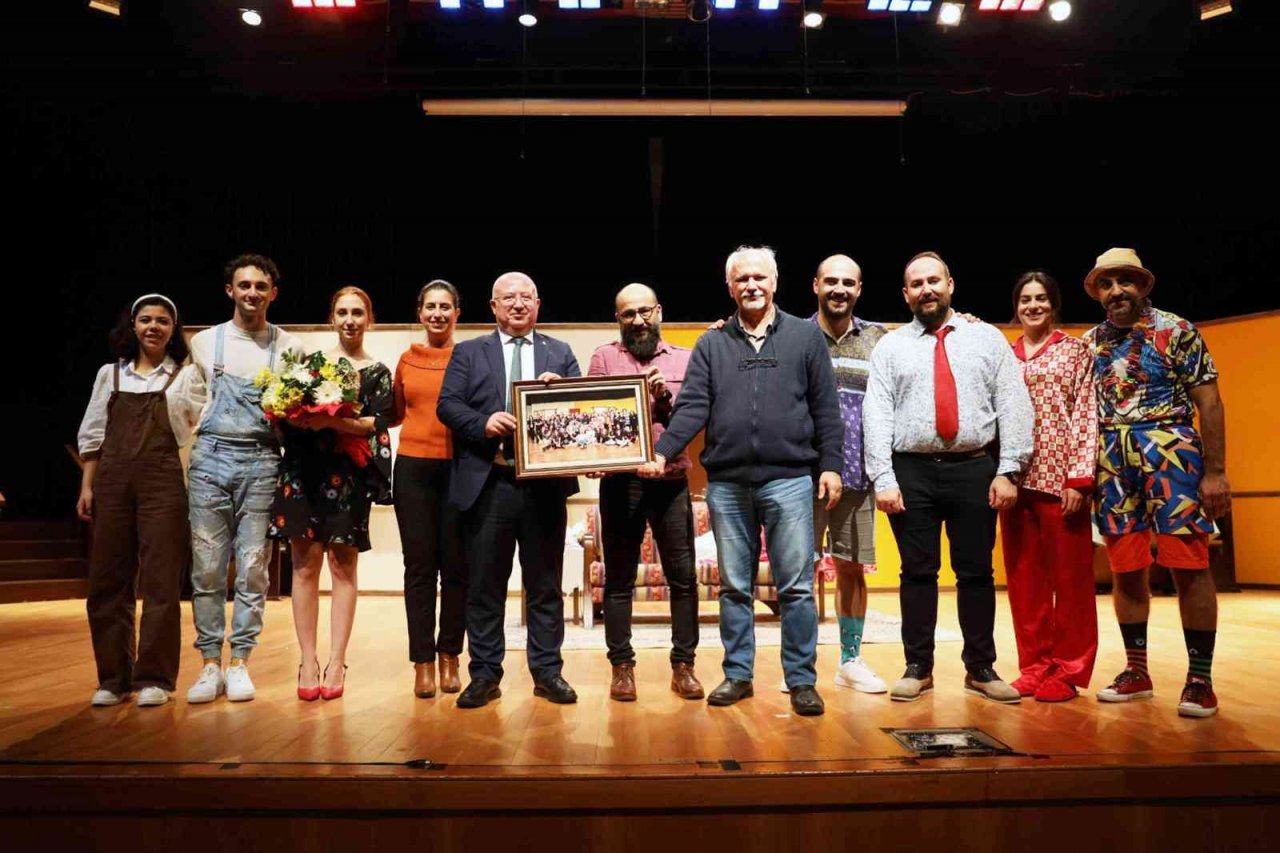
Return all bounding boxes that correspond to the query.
[617,305,658,322]
[496,293,537,306]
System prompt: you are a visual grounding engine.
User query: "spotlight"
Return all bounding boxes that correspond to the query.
[938,2,962,25]
[713,0,735,8]
[88,0,122,15]
[1048,0,1069,21]
[292,0,358,6]
[1022,0,1043,9]
[482,0,503,8]
[802,0,823,27]
[581,0,601,7]
[240,8,263,25]
[867,0,889,9]
[758,0,780,8]
[518,9,537,24]
[559,0,579,7]
[1199,0,1231,20]
[869,0,933,11]
[440,0,461,7]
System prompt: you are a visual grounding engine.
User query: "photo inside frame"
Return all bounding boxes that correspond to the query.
[520,383,650,472]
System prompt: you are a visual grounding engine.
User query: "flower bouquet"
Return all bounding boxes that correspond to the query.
[253,351,371,466]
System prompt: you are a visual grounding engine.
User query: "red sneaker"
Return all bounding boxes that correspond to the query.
[1096,668,1154,703]
[1034,678,1078,703]
[1177,676,1218,718]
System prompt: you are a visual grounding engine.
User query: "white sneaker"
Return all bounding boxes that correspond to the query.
[779,678,790,694]
[186,663,225,704]
[225,663,256,702]
[834,656,888,694]
[91,688,124,707]
[136,687,170,707]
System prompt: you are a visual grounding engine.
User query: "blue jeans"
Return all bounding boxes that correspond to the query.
[188,437,280,660]
[706,475,817,688]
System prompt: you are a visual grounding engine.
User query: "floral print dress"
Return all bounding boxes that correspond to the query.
[270,361,394,552]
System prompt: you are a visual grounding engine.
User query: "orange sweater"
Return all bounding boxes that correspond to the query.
[393,344,454,460]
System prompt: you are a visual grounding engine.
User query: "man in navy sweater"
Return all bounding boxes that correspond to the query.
[639,246,844,716]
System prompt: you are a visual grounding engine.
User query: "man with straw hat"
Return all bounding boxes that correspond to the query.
[1083,248,1231,718]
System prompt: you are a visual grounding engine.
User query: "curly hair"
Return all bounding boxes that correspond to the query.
[107,296,189,364]
[223,253,281,286]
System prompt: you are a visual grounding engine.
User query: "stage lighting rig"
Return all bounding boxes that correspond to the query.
[938,2,962,25]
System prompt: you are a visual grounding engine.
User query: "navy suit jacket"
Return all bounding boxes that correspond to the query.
[437,329,582,512]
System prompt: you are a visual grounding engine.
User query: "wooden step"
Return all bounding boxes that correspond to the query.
[0,520,80,541]
[0,578,88,604]
[0,558,89,582]
[0,540,82,561]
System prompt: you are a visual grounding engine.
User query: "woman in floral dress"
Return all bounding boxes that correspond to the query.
[271,286,393,700]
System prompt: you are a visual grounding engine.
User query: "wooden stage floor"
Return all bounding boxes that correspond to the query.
[3,591,1280,850]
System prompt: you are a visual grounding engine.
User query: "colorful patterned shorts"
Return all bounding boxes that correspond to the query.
[1094,422,1214,537]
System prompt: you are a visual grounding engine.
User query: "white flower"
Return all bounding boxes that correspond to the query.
[260,385,280,411]
[313,380,344,405]
[289,366,315,385]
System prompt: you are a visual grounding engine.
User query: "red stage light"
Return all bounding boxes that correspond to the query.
[1022,0,1044,9]
[980,0,1046,9]
[292,0,358,7]
[978,0,1000,8]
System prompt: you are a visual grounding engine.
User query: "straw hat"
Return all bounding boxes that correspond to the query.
[1083,248,1156,301]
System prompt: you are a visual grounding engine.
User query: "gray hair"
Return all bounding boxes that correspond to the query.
[492,272,538,298]
[724,245,778,284]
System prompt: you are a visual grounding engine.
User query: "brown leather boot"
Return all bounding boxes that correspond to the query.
[610,662,637,702]
[670,662,704,700]
[414,662,436,699]
[438,653,462,694]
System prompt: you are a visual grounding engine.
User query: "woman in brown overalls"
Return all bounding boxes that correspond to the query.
[76,294,201,708]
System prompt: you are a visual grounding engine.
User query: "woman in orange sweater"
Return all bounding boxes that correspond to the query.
[393,280,467,698]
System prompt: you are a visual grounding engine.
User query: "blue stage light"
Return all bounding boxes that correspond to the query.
[714,0,735,8]
[867,0,889,9]
[482,0,503,8]
[759,0,780,8]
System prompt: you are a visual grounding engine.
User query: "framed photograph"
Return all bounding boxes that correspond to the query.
[512,375,654,479]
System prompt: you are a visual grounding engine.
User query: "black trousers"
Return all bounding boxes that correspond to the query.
[887,452,999,673]
[393,456,467,663]
[462,467,567,683]
[599,474,699,666]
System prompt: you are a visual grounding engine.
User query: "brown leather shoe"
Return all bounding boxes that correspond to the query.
[414,662,436,698]
[610,662,637,702]
[670,661,704,700]
[438,653,462,694]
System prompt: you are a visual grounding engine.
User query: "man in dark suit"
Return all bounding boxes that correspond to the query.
[438,272,582,708]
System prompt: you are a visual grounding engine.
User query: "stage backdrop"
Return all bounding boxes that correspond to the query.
[198,312,1271,593]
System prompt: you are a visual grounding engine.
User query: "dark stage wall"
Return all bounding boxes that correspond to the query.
[6,6,1279,516]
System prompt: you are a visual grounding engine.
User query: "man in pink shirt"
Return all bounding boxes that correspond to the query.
[588,283,703,703]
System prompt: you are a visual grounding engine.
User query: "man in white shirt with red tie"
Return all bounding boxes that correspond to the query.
[862,252,1034,704]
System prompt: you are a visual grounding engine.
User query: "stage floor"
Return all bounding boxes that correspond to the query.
[2,592,1280,851]
[3,591,1279,770]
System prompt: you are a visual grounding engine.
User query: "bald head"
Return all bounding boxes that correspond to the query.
[615,282,657,311]
[813,254,863,328]
[492,271,537,299]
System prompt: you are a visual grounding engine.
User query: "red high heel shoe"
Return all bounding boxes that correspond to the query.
[297,660,321,702]
[320,663,348,701]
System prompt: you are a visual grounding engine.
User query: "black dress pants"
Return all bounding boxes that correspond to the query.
[887,452,999,674]
[462,467,567,683]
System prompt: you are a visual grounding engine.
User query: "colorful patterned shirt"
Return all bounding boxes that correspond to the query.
[1012,330,1097,497]
[809,313,886,489]
[1084,306,1218,428]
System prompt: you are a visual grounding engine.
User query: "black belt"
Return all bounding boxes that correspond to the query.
[896,448,989,462]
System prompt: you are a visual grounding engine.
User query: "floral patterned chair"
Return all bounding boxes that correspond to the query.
[578,497,834,627]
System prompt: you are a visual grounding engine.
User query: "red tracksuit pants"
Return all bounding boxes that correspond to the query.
[999,489,1098,688]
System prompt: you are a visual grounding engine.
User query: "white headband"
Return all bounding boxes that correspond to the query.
[131,293,178,319]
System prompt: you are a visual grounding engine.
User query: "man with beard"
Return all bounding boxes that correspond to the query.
[806,255,890,695]
[863,252,1033,703]
[1083,249,1229,718]
[639,246,843,717]
[587,283,703,702]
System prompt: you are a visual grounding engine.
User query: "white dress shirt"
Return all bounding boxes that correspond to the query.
[77,358,203,458]
[499,329,537,394]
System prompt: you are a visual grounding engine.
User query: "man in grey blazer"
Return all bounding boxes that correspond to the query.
[438,272,582,708]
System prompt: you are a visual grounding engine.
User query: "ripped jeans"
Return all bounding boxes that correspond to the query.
[188,437,281,661]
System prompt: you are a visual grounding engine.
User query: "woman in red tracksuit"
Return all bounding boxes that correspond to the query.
[1000,271,1099,703]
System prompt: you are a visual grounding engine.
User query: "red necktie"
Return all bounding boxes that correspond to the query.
[930,326,959,442]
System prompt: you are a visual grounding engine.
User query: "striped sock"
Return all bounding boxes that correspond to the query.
[839,616,865,663]
[1184,628,1216,684]
[1119,622,1149,676]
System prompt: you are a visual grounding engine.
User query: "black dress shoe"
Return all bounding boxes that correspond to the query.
[707,678,754,706]
[533,674,578,704]
[789,684,825,717]
[456,679,502,709]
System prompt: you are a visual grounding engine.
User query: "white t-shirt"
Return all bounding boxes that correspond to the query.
[188,322,305,427]
[76,358,203,457]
